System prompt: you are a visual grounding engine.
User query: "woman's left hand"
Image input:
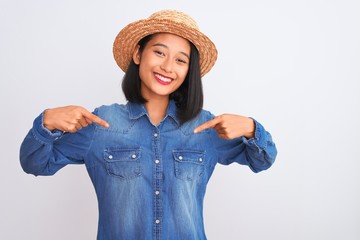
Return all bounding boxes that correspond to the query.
[194,114,255,140]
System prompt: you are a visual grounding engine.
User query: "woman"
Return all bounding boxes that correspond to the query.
[20,10,277,240]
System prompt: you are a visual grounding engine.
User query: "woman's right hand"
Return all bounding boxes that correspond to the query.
[43,106,109,133]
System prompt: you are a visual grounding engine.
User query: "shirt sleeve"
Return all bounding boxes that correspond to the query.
[19,110,95,176]
[214,118,277,173]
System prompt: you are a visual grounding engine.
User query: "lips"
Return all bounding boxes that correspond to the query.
[154,73,173,85]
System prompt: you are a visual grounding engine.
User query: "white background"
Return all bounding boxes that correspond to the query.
[1,0,359,239]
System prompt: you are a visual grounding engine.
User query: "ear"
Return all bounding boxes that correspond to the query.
[132,45,141,65]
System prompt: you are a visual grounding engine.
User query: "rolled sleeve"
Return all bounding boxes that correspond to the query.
[215,118,277,173]
[31,111,64,144]
[240,119,277,172]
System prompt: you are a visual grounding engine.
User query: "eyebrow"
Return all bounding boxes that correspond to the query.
[152,43,190,59]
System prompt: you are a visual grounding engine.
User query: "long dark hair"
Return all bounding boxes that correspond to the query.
[122,34,203,124]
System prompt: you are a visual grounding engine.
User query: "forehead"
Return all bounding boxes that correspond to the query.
[148,33,191,53]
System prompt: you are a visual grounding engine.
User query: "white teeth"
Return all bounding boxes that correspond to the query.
[156,74,171,83]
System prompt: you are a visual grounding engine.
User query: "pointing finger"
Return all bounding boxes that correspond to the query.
[81,110,110,128]
[88,114,110,128]
[194,117,221,133]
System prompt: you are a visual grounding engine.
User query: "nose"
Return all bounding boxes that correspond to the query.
[160,58,173,73]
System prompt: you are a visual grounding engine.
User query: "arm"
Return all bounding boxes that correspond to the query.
[19,106,109,176]
[194,114,277,173]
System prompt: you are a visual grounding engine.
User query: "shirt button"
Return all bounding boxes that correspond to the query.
[108,155,113,160]
[155,219,160,224]
[155,159,160,164]
[155,190,160,195]
[131,154,136,159]
[178,156,183,160]
[154,133,158,138]
[199,158,203,162]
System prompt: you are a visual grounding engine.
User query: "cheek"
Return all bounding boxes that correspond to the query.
[138,60,152,80]
[178,66,189,80]
[137,65,145,82]
[175,75,187,89]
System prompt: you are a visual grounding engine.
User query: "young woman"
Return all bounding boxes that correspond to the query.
[20,10,277,240]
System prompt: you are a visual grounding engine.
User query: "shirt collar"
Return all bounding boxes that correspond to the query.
[127,100,180,126]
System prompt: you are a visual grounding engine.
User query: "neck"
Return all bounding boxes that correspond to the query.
[144,97,169,126]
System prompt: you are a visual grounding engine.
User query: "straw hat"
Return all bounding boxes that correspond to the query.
[113,10,218,77]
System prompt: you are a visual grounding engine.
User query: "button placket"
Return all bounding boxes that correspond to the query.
[152,128,162,238]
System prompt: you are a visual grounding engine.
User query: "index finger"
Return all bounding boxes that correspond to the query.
[193,117,221,133]
[82,110,110,128]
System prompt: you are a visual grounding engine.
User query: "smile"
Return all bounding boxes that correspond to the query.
[155,73,173,85]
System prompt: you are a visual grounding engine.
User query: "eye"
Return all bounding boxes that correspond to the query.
[154,50,165,56]
[176,58,188,64]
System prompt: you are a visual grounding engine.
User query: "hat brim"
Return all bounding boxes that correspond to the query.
[113,18,217,77]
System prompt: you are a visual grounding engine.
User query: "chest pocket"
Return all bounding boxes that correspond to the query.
[173,150,205,181]
[104,148,141,180]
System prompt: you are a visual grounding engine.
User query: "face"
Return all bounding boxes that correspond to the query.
[133,33,191,101]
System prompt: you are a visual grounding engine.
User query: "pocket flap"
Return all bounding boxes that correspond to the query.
[104,148,141,162]
[173,150,205,164]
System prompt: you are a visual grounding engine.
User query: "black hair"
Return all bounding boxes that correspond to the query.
[122,34,203,124]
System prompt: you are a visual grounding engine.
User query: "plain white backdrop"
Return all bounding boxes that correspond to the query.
[1,0,359,239]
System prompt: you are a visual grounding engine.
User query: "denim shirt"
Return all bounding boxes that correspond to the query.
[20,100,277,240]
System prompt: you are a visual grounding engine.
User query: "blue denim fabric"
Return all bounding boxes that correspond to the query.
[20,100,277,240]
